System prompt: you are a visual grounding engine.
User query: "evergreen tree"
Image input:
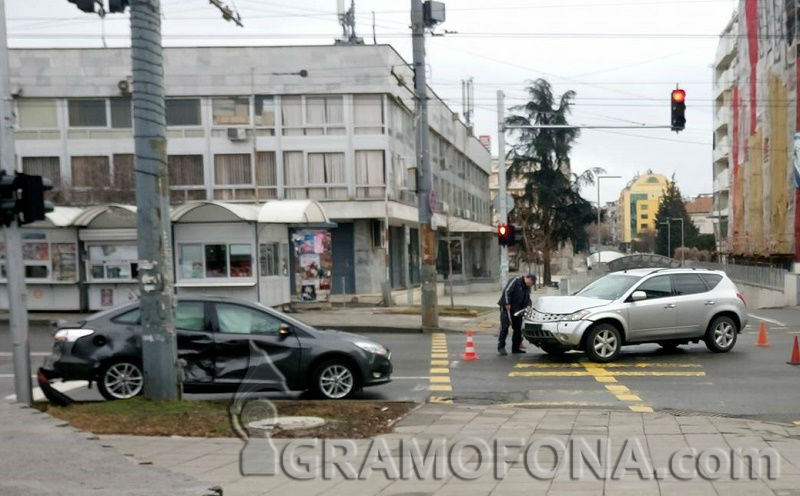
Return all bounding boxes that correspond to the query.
[654,179,700,258]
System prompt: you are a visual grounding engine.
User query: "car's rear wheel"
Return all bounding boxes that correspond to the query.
[705,316,738,353]
[584,324,622,363]
[97,360,144,401]
[540,344,569,356]
[311,360,358,399]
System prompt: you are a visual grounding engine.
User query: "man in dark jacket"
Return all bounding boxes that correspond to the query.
[497,273,535,355]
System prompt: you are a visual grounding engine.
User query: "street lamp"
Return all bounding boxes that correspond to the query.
[596,174,621,263]
[659,220,671,258]
[670,217,685,265]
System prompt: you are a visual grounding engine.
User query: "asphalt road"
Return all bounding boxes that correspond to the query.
[2,307,800,425]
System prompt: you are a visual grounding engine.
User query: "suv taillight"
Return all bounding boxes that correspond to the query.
[736,293,746,307]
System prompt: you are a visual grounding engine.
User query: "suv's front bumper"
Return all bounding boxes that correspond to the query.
[523,319,593,347]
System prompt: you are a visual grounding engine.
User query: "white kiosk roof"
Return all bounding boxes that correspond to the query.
[171,201,260,222]
[257,200,329,224]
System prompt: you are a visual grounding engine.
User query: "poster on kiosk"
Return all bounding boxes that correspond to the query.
[292,229,332,302]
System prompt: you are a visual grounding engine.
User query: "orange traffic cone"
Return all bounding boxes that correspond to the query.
[462,330,478,361]
[756,321,770,347]
[788,336,800,365]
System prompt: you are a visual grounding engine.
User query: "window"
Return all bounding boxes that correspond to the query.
[259,243,279,276]
[205,244,227,278]
[215,303,283,335]
[22,157,61,187]
[166,98,201,126]
[698,273,723,289]
[640,214,648,219]
[672,274,708,296]
[283,151,305,199]
[281,96,303,136]
[641,204,648,210]
[71,156,110,188]
[214,154,252,185]
[88,244,138,281]
[281,95,344,135]
[175,302,205,331]
[113,308,141,325]
[640,223,648,230]
[355,150,385,198]
[578,274,642,300]
[437,239,463,277]
[4,235,78,283]
[68,99,106,127]
[113,154,135,190]
[255,152,277,200]
[18,99,58,128]
[353,94,384,134]
[168,155,204,186]
[635,275,672,299]
[307,152,346,199]
[179,243,253,280]
[254,96,275,127]
[110,97,132,128]
[212,97,250,126]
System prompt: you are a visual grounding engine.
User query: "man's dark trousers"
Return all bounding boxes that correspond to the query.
[499,308,523,352]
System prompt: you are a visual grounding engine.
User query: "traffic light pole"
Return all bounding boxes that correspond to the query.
[0,0,32,405]
[496,90,509,288]
[411,0,438,331]
[130,0,180,400]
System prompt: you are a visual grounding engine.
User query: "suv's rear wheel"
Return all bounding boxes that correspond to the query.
[584,323,622,363]
[97,360,144,400]
[705,315,738,353]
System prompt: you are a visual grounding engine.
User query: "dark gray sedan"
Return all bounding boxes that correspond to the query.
[39,296,392,400]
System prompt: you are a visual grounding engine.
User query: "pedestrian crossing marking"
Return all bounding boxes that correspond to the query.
[429,384,452,392]
[629,405,654,413]
[616,394,643,402]
[431,353,449,358]
[429,333,453,396]
[430,360,449,366]
[429,375,451,383]
[514,362,703,369]
[430,368,450,374]
[429,396,453,404]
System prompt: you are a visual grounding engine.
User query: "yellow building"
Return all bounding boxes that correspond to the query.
[618,172,670,244]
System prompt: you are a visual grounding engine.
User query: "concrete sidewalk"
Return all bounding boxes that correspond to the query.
[0,400,217,496]
[99,403,800,496]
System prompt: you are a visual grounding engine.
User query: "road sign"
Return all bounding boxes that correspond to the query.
[493,192,515,215]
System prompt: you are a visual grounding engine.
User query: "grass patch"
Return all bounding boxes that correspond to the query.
[35,398,415,439]
[380,305,491,317]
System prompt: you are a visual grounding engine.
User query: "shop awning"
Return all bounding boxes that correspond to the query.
[257,200,331,225]
[171,201,259,223]
[433,213,494,233]
[72,204,137,228]
[40,207,84,227]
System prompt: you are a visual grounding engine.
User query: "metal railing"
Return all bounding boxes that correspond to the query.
[687,261,787,291]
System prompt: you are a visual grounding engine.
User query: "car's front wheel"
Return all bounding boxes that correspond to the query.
[97,360,144,401]
[311,360,358,399]
[704,316,738,353]
[584,323,622,363]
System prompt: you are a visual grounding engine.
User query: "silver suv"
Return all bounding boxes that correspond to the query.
[521,268,748,362]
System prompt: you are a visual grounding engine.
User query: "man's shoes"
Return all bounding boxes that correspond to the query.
[497,347,508,356]
[511,349,526,354]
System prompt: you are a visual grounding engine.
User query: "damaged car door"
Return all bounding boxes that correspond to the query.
[175,300,216,385]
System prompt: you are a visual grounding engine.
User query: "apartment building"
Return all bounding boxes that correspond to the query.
[1,44,495,310]
[617,172,669,248]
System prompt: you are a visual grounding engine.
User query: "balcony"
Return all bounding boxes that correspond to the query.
[714,34,736,70]
[714,106,730,132]
[713,136,731,162]
[714,68,733,99]
[713,170,730,192]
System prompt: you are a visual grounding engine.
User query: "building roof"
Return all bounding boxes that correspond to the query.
[685,195,713,214]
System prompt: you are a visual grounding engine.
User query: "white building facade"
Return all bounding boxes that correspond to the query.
[4,45,496,310]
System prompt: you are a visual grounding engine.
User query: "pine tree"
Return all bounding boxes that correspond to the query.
[654,179,699,258]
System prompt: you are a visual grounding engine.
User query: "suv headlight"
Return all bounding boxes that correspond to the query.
[561,310,591,321]
[53,328,95,342]
[354,341,389,356]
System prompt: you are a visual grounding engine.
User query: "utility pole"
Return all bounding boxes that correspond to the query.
[0,0,32,406]
[130,0,179,400]
[660,220,671,258]
[411,0,438,330]
[496,90,508,288]
[670,217,685,265]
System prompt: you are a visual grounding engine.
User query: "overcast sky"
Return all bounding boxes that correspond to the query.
[6,0,741,205]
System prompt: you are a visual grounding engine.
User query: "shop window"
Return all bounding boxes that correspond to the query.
[254,96,275,130]
[229,244,253,277]
[18,99,58,129]
[259,243,279,276]
[355,150,385,199]
[22,157,61,187]
[68,99,107,127]
[0,236,77,283]
[353,94,384,134]
[212,96,250,126]
[110,97,132,128]
[179,244,204,279]
[205,244,228,278]
[436,239,463,278]
[88,244,138,281]
[71,156,110,188]
[166,98,201,126]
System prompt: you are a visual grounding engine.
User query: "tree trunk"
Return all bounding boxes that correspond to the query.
[542,245,552,285]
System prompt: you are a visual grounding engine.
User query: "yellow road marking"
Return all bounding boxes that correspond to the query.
[429,396,453,404]
[616,394,643,402]
[431,353,449,358]
[429,384,452,391]
[430,368,450,374]
[509,371,705,377]
[430,376,451,383]
[629,405,654,413]
[594,376,617,383]
[793,421,800,426]
[430,360,449,366]
[605,385,630,393]
[514,362,703,369]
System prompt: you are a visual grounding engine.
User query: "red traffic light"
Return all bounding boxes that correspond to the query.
[497,224,514,246]
[671,89,686,103]
[498,225,507,236]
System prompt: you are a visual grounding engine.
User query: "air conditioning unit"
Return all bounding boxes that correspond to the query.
[455,207,463,216]
[227,128,247,141]
[465,209,472,219]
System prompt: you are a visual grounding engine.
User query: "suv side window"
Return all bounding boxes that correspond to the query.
[672,274,708,296]
[698,273,723,290]
[635,275,672,299]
